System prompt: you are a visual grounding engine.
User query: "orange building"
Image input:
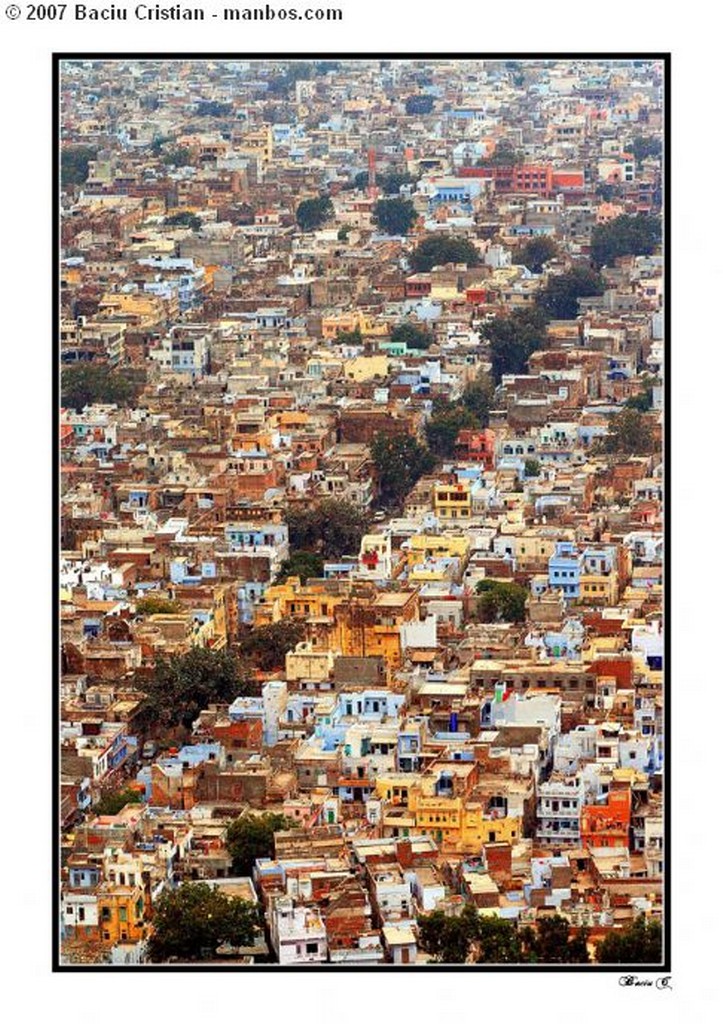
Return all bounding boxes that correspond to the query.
[581,788,631,850]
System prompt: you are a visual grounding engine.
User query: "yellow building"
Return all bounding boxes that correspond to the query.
[96,884,147,946]
[433,481,472,521]
[579,571,620,605]
[407,534,470,565]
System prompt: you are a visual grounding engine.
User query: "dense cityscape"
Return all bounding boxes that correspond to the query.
[58,58,665,967]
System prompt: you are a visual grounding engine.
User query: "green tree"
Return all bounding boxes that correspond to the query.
[598,408,655,455]
[461,374,495,425]
[536,266,605,320]
[476,580,528,623]
[477,140,523,167]
[165,211,202,231]
[94,788,143,816]
[595,916,662,964]
[373,197,418,236]
[404,94,435,116]
[61,363,141,412]
[136,596,182,616]
[524,458,541,477]
[590,214,662,268]
[625,386,654,412]
[390,321,433,351]
[161,146,192,168]
[286,498,369,560]
[226,813,298,876]
[237,620,305,673]
[475,916,525,963]
[520,915,589,964]
[142,648,252,729]
[381,170,417,195]
[410,235,479,272]
[147,883,260,962]
[61,145,98,187]
[425,402,477,458]
[196,100,233,118]
[483,307,549,383]
[296,196,334,232]
[370,433,436,506]
[274,551,325,585]
[418,905,480,963]
[518,236,558,273]
[631,136,662,163]
[333,326,363,345]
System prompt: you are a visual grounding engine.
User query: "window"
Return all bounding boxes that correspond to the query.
[307,943,319,954]
[101,907,111,921]
[78,907,85,923]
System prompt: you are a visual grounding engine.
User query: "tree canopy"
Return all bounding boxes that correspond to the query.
[296,195,334,232]
[237,620,306,673]
[94,787,143,816]
[536,266,605,319]
[595,916,662,964]
[274,551,325,585]
[390,321,433,351]
[410,235,479,273]
[631,136,662,163]
[135,596,182,616]
[425,402,478,459]
[370,433,436,507]
[61,363,142,412]
[142,648,252,729]
[147,882,260,962]
[226,812,298,876]
[373,197,418,236]
[517,236,558,273]
[460,373,495,425]
[286,498,369,560]
[404,94,435,116]
[165,211,202,231]
[483,307,549,383]
[476,579,528,623]
[598,408,655,455]
[590,214,662,268]
[61,146,98,187]
[520,916,590,964]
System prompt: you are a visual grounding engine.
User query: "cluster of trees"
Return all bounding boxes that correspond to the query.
[274,551,325,585]
[517,236,558,273]
[296,195,334,232]
[409,235,479,273]
[142,648,252,729]
[236,620,305,673]
[425,401,477,458]
[370,433,435,507]
[333,326,363,345]
[536,265,606,320]
[476,579,528,623]
[524,457,541,477]
[483,307,549,382]
[61,363,143,412]
[61,145,98,187]
[631,136,663,163]
[226,812,298,876]
[590,214,662,268]
[147,883,261,963]
[165,211,202,231]
[423,373,495,458]
[404,94,435,116]
[596,408,655,455]
[596,916,662,964]
[477,140,523,167]
[196,100,233,118]
[373,197,418,236]
[353,169,418,195]
[93,787,142,816]
[418,907,590,964]
[625,385,654,413]
[286,498,369,561]
[135,596,182,616]
[161,146,192,168]
[390,321,433,351]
